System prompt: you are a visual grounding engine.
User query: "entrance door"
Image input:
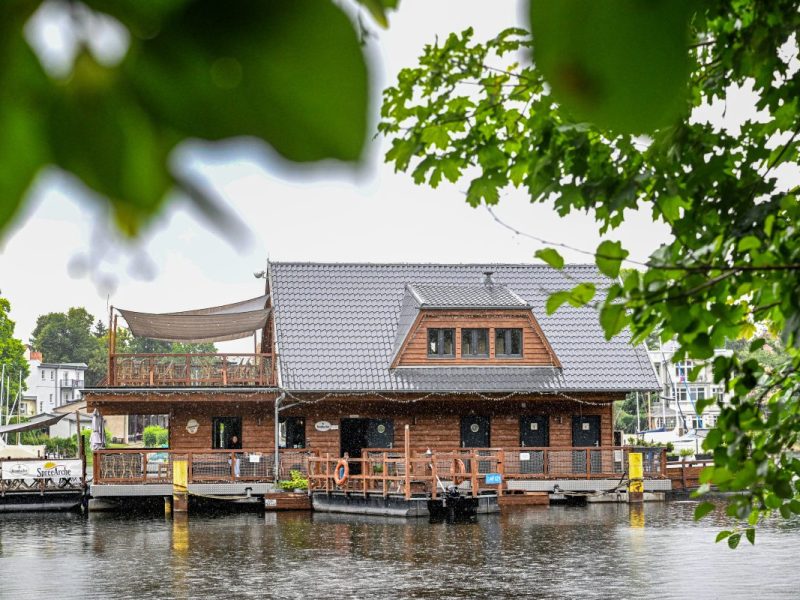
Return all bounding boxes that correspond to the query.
[572,415,601,474]
[520,416,548,474]
[460,416,490,448]
[212,416,242,449]
[340,418,394,475]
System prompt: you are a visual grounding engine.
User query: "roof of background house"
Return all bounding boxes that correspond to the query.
[269,262,659,393]
[407,282,529,309]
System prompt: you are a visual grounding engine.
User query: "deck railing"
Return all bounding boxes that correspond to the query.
[307,446,667,499]
[93,446,668,494]
[93,448,315,484]
[108,353,273,387]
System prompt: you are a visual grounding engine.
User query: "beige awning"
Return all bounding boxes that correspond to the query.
[117,295,270,343]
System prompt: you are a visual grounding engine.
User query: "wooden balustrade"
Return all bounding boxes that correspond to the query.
[107,353,273,387]
[93,448,316,484]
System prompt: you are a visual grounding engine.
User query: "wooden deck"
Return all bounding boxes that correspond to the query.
[107,353,273,387]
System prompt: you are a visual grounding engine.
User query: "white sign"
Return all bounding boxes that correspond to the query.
[582,423,591,431]
[2,460,82,480]
[530,422,539,431]
[519,452,531,461]
[315,421,332,432]
[186,419,199,434]
[248,454,261,463]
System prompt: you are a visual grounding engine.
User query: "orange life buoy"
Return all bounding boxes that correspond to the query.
[451,458,467,485]
[333,458,349,486]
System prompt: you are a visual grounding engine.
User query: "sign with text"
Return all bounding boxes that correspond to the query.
[1,460,82,480]
[485,473,502,485]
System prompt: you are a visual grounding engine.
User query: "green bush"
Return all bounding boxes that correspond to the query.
[143,425,169,448]
[45,436,77,457]
[278,470,308,491]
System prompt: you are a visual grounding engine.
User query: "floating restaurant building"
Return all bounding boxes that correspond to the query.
[85,262,668,515]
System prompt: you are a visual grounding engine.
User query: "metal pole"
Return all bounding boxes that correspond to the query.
[273,392,285,483]
[17,370,22,444]
[635,391,641,435]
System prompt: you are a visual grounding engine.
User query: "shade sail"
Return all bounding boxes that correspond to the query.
[117,295,270,343]
[0,412,66,434]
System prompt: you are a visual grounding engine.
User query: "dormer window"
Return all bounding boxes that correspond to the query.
[462,328,489,357]
[496,328,523,357]
[428,328,455,357]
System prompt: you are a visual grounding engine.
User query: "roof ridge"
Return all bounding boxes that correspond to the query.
[270,261,599,268]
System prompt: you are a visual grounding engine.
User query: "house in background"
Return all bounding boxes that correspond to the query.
[85,262,666,512]
[24,349,87,415]
[647,340,732,432]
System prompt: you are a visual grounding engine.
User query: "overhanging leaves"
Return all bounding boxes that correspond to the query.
[126,0,368,163]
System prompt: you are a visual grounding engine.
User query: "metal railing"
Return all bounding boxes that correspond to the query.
[108,353,273,387]
[93,448,315,484]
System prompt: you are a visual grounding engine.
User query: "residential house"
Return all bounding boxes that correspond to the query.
[85,263,665,508]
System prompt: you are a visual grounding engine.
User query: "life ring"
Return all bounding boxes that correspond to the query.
[333,459,349,486]
[451,458,467,485]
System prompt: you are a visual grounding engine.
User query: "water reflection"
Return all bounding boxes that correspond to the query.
[0,503,798,599]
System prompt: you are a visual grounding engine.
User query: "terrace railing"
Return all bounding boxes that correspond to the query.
[308,446,668,499]
[108,353,273,387]
[93,448,315,484]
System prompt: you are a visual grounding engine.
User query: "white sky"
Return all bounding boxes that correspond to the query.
[1,2,794,353]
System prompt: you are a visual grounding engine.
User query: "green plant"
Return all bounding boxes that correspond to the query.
[143,425,169,448]
[278,470,308,492]
[680,448,695,458]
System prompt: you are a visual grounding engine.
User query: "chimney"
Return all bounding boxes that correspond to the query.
[483,271,495,287]
[30,351,43,362]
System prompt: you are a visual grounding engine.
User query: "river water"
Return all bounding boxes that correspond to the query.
[1,501,798,599]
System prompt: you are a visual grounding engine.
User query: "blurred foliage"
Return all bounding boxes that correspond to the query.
[0,0,373,238]
[380,0,800,541]
[142,424,168,448]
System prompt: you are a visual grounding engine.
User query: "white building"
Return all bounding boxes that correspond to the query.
[24,350,87,415]
[647,340,732,432]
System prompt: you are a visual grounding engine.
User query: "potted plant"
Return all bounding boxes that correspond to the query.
[278,470,308,493]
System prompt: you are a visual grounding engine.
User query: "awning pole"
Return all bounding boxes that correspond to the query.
[274,392,285,483]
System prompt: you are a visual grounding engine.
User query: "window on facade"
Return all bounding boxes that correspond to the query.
[49,394,53,402]
[676,360,694,379]
[461,328,489,357]
[39,402,43,413]
[428,328,455,357]
[677,386,706,402]
[279,416,306,449]
[41,370,45,380]
[50,370,54,380]
[495,328,523,356]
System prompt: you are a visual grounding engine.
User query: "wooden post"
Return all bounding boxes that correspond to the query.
[325,453,330,494]
[185,354,190,385]
[470,450,478,498]
[497,449,504,497]
[430,452,438,500]
[382,452,387,498]
[628,451,644,503]
[586,449,591,479]
[661,448,667,477]
[543,448,549,477]
[142,452,149,483]
[404,424,411,500]
[93,451,100,484]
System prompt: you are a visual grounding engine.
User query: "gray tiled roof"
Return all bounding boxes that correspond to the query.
[269,262,659,393]
[408,283,529,308]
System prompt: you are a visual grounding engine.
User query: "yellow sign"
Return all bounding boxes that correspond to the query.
[629,479,644,493]
[628,452,643,479]
[173,459,188,491]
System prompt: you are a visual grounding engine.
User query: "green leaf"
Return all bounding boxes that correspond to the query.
[466,175,500,206]
[694,501,715,521]
[737,236,761,252]
[355,0,399,28]
[0,21,49,235]
[727,533,741,549]
[745,528,755,545]
[715,530,732,543]
[600,303,629,340]
[127,0,368,162]
[529,0,692,133]
[595,240,629,278]
[569,282,596,307]
[47,53,173,236]
[546,291,572,315]
[535,248,565,269]
[695,395,715,415]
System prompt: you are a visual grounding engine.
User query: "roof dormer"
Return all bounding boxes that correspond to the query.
[390,280,560,368]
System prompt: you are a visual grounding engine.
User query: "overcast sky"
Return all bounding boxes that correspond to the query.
[1,2,794,353]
